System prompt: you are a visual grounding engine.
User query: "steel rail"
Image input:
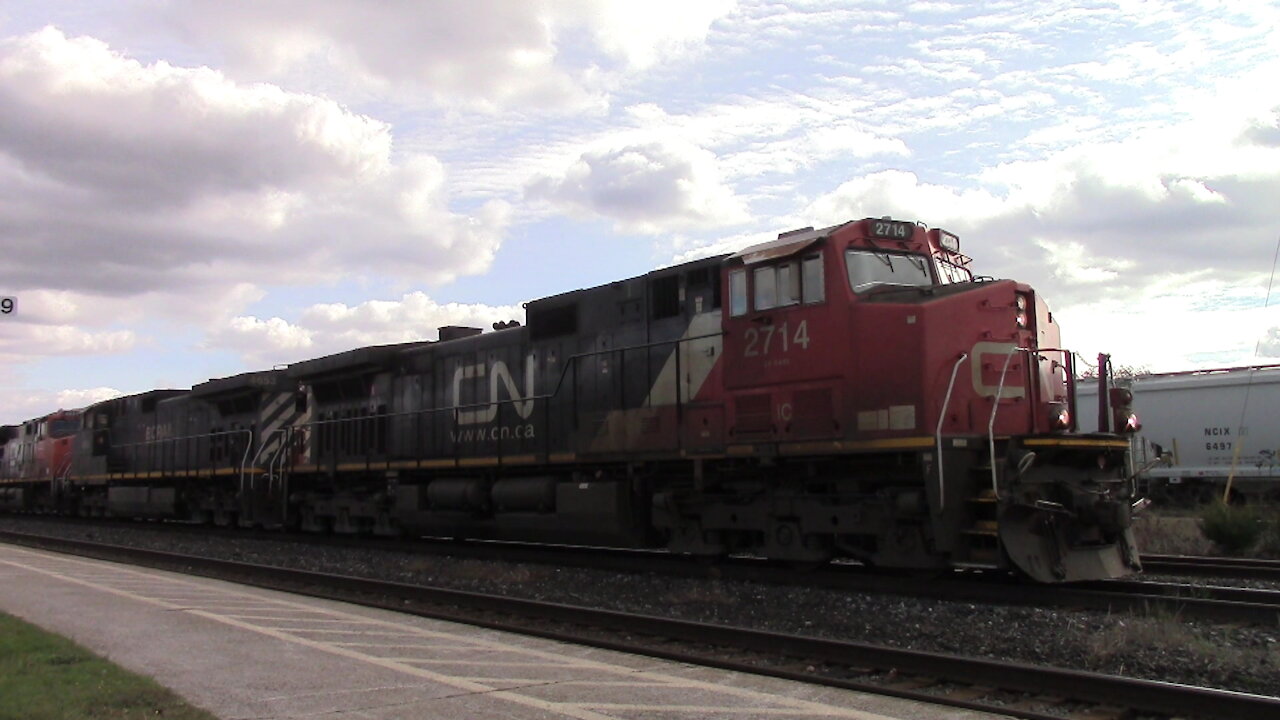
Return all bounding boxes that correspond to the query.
[2,529,1277,720]
[1141,554,1280,582]
[2,517,1278,625]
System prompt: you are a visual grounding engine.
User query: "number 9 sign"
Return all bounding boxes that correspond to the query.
[0,296,14,315]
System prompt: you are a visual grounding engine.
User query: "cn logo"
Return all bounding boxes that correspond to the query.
[969,341,1027,400]
[452,358,536,425]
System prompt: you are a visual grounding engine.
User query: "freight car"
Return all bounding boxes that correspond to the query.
[1077,365,1280,505]
[0,217,1144,582]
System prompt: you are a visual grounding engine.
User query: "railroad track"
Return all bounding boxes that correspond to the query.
[1142,554,1280,582]
[3,516,1279,626]
[2,528,1277,720]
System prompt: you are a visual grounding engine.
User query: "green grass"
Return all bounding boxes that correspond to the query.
[1199,501,1265,555]
[0,612,218,720]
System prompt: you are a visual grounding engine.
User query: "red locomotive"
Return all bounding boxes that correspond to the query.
[0,409,81,509]
[0,217,1142,582]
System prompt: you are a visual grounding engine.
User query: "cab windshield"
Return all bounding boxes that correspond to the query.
[49,419,79,438]
[845,249,932,293]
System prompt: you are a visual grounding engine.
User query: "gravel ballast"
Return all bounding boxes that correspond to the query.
[3,516,1277,697]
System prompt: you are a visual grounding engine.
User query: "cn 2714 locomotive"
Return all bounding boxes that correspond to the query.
[0,217,1144,582]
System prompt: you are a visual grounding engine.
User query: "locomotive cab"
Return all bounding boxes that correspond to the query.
[721,218,987,445]
[722,226,841,441]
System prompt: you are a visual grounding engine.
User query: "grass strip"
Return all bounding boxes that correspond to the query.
[0,611,218,720]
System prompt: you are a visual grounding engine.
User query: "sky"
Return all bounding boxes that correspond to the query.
[2,0,1279,425]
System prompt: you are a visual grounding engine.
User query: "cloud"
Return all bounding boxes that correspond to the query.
[1260,327,1280,359]
[571,0,737,70]
[0,386,125,425]
[804,170,1006,228]
[207,292,524,367]
[798,87,1280,305]
[1053,281,1280,372]
[0,27,510,299]
[158,0,735,111]
[526,140,749,233]
[0,386,127,425]
[1033,239,1135,285]
[54,387,126,410]
[0,322,135,364]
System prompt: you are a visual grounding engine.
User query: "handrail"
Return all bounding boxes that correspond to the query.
[935,352,968,513]
[247,428,288,475]
[982,345,1083,497]
[290,331,723,428]
[292,330,725,463]
[243,427,294,498]
[110,427,252,447]
[55,454,73,482]
[270,428,292,525]
[105,428,253,482]
[236,430,255,497]
[987,346,1028,499]
[67,333,724,482]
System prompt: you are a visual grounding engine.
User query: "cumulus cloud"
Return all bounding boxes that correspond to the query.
[526,140,749,233]
[0,322,135,364]
[804,170,1006,228]
[0,27,510,298]
[1053,283,1280,371]
[207,292,525,367]
[0,386,126,424]
[1033,240,1135,285]
[54,387,126,410]
[159,0,735,110]
[799,93,1280,307]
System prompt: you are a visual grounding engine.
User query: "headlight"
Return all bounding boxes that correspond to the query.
[1049,403,1071,430]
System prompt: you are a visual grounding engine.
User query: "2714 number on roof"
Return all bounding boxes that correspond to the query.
[871,220,912,239]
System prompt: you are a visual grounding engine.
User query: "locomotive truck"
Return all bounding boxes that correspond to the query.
[1,217,1144,582]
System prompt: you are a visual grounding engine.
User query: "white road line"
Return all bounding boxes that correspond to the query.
[328,643,485,650]
[577,706,883,716]
[0,546,909,720]
[390,659,584,667]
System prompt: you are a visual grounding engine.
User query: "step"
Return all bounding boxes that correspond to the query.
[951,560,1000,570]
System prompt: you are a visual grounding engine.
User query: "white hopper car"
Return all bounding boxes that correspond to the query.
[1077,365,1280,504]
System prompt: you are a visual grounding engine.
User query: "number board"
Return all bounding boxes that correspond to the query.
[0,296,14,316]
[869,220,914,240]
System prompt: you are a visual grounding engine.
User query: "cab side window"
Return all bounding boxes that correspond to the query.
[753,261,800,311]
[729,269,748,317]
[731,253,825,316]
[802,254,824,304]
[753,266,776,310]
